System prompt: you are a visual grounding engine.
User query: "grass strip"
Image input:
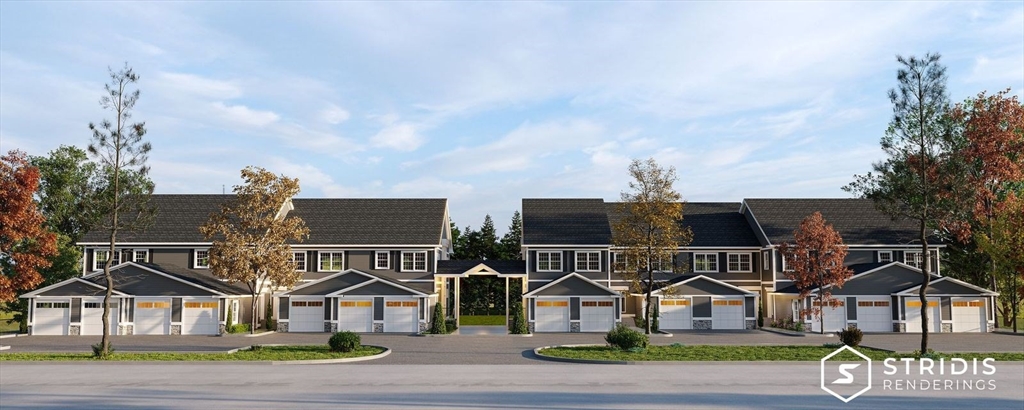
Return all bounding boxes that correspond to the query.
[0,345,385,362]
[538,345,1024,362]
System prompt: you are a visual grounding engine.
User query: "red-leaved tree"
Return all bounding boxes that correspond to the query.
[779,212,854,334]
[0,150,58,302]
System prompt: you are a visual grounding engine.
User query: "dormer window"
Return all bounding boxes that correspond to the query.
[132,250,148,263]
[878,251,892,264]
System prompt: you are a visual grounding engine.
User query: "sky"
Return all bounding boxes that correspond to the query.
[1,2,1022,234]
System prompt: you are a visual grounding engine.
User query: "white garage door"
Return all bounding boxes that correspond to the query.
[289,299,326,332]
[580,300,615,332]
[952,299,985,332]
[135,299,170,335]
[659,298,691,330]
[856,299,892,332]
[183,301,219,335]
[711,299,744,329]
[82,301,119,335]
[535,300,569,332]
[339,300,373,332]
[904,299,940,333]
[384,300,417,333]
[810,301,847,333]
[33,301,69,335]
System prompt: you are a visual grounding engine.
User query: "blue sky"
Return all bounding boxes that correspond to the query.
[1,2,1022,234]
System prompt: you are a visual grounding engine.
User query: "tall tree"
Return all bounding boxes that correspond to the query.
[976,193,1024,333]
[2,146,98,332]
[845,53,959,352]
[613,158,693,334]
[199,167,309,334]
[945,90,1024,326]
[476,215,499,260]
[88,63,156,357]
[449,222,463,259]
[0,150,58,302]
[779,212,854,334]
[499,211,523,260]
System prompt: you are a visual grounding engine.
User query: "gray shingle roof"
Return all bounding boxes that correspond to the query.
[289,198,447,245]
[606,202,760,248]
[522,199,612,245]
[436,260,527,274]
[79,195,448,246]
[743,198,930,246]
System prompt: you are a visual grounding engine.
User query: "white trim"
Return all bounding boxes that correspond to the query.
[524,273,621,297]
[693,253,718,273]
[318,251,345,272]
[92,249,121,271]
[575,251,602,272]
[83,262,228,296]
[291,251,307,272]
[400,251,428,272]
[895,277,998,296]
[20,278,130,298]
[374,251,391,270]
[327,278,428,297]
[193,249,210,269]
[650,275,757,295]
[536,251,563,272]
[726,252,752,273]
[877,250,893,264]
[762,250,770,271]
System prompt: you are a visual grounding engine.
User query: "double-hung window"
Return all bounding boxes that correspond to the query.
[878,251,892,264]
[291,252,306,271]
[611,252,627,272]
[94,249,121,271]
[904,251,938,272]
[693,253,717,272]
[132,250,148,263]
[575,251,601,272]
[375,251,390,270]
[319,252,344,271]
[194,249,210,268]
[727,253,751,272]
[402,251,427,272]
[650,256,671,272]
[537,251,562,272]
[762,251,770,271]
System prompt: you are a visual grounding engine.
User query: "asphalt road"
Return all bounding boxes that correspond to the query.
[2,362,1022,409]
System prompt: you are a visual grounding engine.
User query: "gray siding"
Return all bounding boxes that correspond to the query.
[844,250,874,265]
[924,280,987,295]
[279,298,289,320]
[71,298,81,322]
[373,297,384,321]
[831,266,924,296]
[172,298,182,322]
[531,276,615,297]
[570,297,580,320]
[151,248,192,268]
[346,282,418,296]
[693,296,712,317]
[669,279,748,296]
[40,281,106,296]
[93,265,218,296]
[289,273,372,295]
[941,297,951,320]
[745,297,755,317]
[846,297,857,320]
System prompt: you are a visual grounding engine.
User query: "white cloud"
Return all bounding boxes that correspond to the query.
[319,104,351,125]
[370,122,424,151]
[391,177,473,198]
[209,102,280,128]
[265,157,358,197]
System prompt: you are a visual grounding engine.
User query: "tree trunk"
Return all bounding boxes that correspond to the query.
[250,293,259,335]
[644,268,653,335]
[1014,268,1020,333]
[919,219,930,354]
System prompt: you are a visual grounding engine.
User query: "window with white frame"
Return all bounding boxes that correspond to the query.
[782,252,795,272]
[131,250,148,263]
[612,252,627,272]
[727,253,752,272]
[375,251,390,270]
[194,249,210,268]
[904,250,938,272]
[291,252,306,271]
[319,252,343,271]
[693,253,717,272]
[650,255,672,272]
[402,251,427,272]
[762,251,770,271]
[537,251,562,272]
[93,249,121,270]
[576,251,601,272]
[878,251,892,264]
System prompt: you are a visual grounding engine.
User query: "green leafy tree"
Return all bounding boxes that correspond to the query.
[613,158,693,334]
[976,194,1024,332]
[845,54,960,352]
[87,64,156,357]
[499,211,523,260]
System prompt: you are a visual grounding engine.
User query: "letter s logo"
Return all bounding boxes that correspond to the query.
[833,364,861,385]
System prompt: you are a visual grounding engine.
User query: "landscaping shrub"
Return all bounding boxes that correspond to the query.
[225,304,234,332]
[757,303,764,328]
[328,331,361,353]
[445,318,458,332]
[91,342,115,358]
[837,326,863,347]
[229,324,250,334]
[605,324,649,351]
[428,302,448,334]
[508,300,528,334]
[264,300,275,331]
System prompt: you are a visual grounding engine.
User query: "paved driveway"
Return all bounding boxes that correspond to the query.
[2,330,1020,364]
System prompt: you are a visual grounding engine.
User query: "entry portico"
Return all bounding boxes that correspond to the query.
[434,260,527,326]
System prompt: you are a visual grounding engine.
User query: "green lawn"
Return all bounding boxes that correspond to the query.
[996,315,1024,332]
[459,315,506,326]
[0,345,385,362]
[0,310,20,334]
[537,345,1024,362]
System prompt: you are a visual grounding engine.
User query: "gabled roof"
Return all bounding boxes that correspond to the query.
[651,274,756,296]
[144,263,250,295]
[80,194,230,244]
[773,262,920,295]
[78,195,449,246]
[522,199,612,245]
[525,273,620,297]
[895,276,998,296]
[435,260,527,276]
[606,202,760,248]
[288,198,447,246]
[742,198,933,246]
[279,269,431,297]
[22,262,248,298]
[770,262,990,297]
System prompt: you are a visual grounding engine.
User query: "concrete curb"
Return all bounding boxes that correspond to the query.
[760,327,806,337]
[0,333,28,339]
[0,345,10,351]
[417,332,533,337]
[271,346,390,365]
[245,331,277,338]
